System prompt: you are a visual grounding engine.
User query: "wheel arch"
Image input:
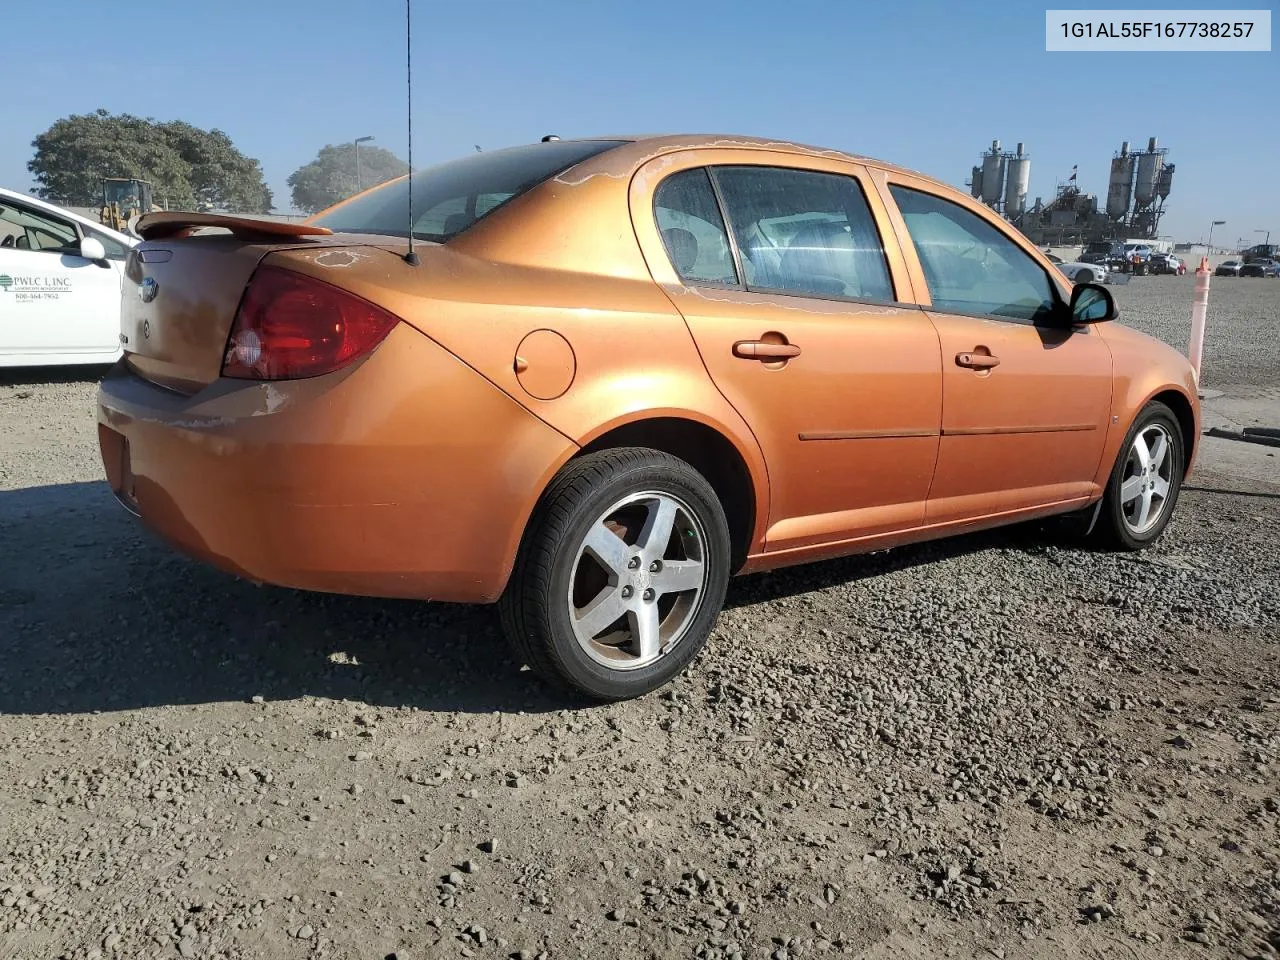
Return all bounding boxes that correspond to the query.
[1149,387,1197,475]
[1094,319,1202,490]
[574,414,766,572]
[1103,382,1199,485]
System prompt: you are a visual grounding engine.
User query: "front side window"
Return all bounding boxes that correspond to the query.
[652,169,738,286]
[0,202,78,255]
[85,227,129,261]
[889,185,1056,323]
[311,139,627,242]
[711,166,894,303]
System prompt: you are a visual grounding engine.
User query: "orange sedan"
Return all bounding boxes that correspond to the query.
[97,135,1199,700]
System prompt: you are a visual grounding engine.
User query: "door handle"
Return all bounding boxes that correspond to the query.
[733,340,801,360]
[956,351,1000,370]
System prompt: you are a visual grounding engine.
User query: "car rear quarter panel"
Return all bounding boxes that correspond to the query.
[272,209,774,557]
[99,323,576,603]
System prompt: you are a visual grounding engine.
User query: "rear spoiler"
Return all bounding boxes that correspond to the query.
[134,212,334,241]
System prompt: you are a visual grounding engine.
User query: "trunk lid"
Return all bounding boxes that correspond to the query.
[121,219,414,395]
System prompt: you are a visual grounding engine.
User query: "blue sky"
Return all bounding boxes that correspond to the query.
[5,0,1276,245]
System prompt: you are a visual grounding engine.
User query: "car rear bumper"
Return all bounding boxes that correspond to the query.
[96,324,576,603]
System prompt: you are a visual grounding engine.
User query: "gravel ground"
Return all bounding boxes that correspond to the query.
[1,277,1277,960]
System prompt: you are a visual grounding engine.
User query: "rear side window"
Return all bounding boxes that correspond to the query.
[889,185,1056,323]
[311,139,627,242]
[653,170,738,286]
[711,166,894,302]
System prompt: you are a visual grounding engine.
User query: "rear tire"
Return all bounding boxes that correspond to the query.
[1093,401,1184,550]
[499,448,731,701]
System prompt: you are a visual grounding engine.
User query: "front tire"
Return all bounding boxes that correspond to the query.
[1076,269,1094,284]
[1094,401,1184,550]
[499,448,731,701]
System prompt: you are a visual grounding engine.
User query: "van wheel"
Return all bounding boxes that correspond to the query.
[499,448,731,701]
[1093,401,1184,550]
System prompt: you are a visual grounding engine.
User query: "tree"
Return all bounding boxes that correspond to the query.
[287,143,409,215]
[27,109,273,212]
[158,121,273,213]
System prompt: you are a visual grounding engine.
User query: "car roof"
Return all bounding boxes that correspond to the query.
[561,134,954,191]
[0,185,135,245]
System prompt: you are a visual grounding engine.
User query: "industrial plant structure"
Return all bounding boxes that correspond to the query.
[966,137,1173,247]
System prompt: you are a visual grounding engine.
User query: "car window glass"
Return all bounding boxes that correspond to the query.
[475,192,512,217]
[711,166,894,302]
[0,202,78,254]
[890,185,1055,322]
[415,196,469,237]
[311,139,627,242]
[86,227,129,261]
[652,169,738,286]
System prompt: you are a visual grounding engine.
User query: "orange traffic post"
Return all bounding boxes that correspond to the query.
[1188,255,1210,388]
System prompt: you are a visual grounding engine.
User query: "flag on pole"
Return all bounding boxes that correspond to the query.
[1068,165,1077,182]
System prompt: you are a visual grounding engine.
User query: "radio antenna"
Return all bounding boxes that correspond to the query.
[403,0,419,266]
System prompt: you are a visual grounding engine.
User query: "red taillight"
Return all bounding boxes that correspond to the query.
[222,265,400,380]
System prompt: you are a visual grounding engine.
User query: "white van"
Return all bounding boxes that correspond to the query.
[0,187,137,368]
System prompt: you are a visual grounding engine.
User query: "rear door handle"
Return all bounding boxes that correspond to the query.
[733,340,801,360]
[956,351,1000,369]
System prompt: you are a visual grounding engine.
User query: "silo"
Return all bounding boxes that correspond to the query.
[1134,136,1162,206]
[980,139,1004,206]
[1003,142,1031,217]
[970,165,983,199]
[1106,140,1133,220]
[1156,162,1174,200]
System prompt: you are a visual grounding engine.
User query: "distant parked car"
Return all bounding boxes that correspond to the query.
[1215,260,1242,277]
[1057,261,1110,285]
[1242,243,1279,264]
[1240,258,1279,278]
[1078,242,1114,265]
[1079,246,1132,273]
[1148,253,1185,275]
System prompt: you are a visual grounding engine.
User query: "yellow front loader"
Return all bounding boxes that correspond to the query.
[99,178,155,234]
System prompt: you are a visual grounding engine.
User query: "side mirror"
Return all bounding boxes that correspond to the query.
[1068,281,1117,324]
[78,236,107,261]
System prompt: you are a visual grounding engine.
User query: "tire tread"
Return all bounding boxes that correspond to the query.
[1093,400,1183,551]
[499,447,720,699]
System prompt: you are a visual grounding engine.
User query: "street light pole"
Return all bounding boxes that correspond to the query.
[354,135,375,192]
[1207,219,1225,252]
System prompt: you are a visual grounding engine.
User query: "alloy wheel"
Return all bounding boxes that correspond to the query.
[566,491,708,671]
[1119,423,1174,535]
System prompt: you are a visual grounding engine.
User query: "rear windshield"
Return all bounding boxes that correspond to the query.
[310,139,627,242]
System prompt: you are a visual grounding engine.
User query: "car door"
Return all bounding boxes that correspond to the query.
[0,200,123,360]
[872,173,1113,524]
[630,153,942,555]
